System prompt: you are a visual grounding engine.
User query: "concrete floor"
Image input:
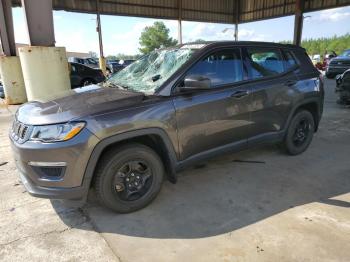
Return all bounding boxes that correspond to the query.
[0,79,349,261]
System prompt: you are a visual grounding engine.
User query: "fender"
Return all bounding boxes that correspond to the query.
[80,128,179,198]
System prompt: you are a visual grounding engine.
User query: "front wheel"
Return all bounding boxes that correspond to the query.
[94,144,164,213]
[284,110,315,155]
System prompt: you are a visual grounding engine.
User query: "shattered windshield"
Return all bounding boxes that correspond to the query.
[106,46,202,94]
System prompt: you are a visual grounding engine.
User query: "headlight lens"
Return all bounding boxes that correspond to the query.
[30,122,85,142]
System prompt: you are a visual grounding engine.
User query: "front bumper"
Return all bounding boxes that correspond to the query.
[19,171,87,200]
[11,128,100,200]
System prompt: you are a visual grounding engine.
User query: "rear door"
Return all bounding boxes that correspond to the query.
[173,47,252,160]
[243,47,298,142]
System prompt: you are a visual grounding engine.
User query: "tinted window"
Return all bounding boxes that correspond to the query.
[246,48,284,79]
[86,58,98,65]
[72,64,85,73]
[187,49,243,87]
[284,50,298,70]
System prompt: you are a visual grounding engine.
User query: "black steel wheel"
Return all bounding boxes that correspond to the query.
[94,144,164,213]
[113,160,153,202]
[284,110,315,155]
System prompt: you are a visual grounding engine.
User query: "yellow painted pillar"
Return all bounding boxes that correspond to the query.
[19,46,71,102]
[0,56,27,104]
[99,56,106,75]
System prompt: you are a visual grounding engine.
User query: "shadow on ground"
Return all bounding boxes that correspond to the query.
[52,142,350,239]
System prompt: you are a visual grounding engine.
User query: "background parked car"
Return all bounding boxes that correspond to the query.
[68,57,113,75]
[312,54,321,65]
[0,83,4,99]
[119,59,135,67]
[70,62,105,88]
[315,52,337,71]
[335,69,350,105]
[326,49,350,78]
[68,57,99,68]
[106,60,124,74]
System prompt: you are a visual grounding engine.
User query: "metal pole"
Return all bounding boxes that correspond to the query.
[0,0,16,56]
[96,0,104,58]
[234,0,239,41]
[234,23,238,41]
[178,0,182,44]
[293,0,304,46]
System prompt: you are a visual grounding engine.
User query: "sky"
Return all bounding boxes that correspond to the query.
[11,6,350,56]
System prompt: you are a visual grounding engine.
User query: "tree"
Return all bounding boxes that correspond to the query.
[193,39,206,43]
[280,34,350,56]
[139,21,177,54]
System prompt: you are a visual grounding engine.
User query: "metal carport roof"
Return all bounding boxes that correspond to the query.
[11,0,350,24]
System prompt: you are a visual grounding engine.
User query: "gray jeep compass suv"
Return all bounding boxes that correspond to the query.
[10,41,324,213]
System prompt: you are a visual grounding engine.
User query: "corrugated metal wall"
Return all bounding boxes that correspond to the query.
[11,0,350,24]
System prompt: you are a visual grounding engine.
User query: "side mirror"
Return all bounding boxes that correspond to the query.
[181,75,211,91]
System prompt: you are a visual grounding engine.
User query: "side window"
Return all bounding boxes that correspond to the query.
[186,48,243,87]
[284,50,298,70]
[246,48,284,79]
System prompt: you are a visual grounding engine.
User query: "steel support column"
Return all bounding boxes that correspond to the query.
[293,0,304,46]
[234,0,239,41]
[0,0,16,56]
[178,0,182,44]
[21,0,55,46]
[96,0,104,58]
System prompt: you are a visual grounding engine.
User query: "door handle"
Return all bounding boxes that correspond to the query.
[230,90,249,98]
[284,80,297,86]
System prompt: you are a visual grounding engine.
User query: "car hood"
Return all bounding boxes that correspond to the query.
[16,85,145,125]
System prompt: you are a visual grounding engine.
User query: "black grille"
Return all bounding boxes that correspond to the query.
[12,120,30,141]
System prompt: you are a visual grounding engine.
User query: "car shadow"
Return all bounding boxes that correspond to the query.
[51,142,350,239]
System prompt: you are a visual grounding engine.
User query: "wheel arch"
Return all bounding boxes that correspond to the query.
[82,128,179,195]
[287,98,322,132]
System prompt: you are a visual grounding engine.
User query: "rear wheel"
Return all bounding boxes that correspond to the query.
[284,110,315,155]
[94,144,164,213]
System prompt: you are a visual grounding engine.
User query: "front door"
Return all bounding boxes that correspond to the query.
[173,48,252,160]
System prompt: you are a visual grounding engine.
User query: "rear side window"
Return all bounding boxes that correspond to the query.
[246,48,284,79]
[187,48,243,87]
[284,50,298,70]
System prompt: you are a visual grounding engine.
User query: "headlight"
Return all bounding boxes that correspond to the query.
[30,122,85,142]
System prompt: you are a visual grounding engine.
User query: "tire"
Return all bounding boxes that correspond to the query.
[284,110,315,155]
[81,78,95,87]
[94,144,164,213]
